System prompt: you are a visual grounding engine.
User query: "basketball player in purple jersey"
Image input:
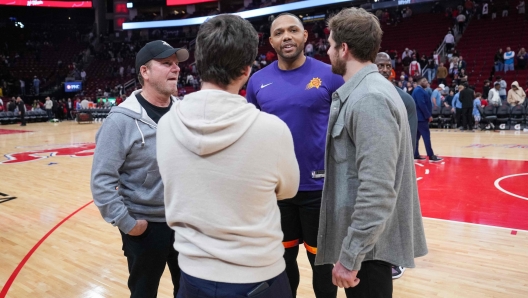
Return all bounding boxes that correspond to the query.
[246,13,344,298]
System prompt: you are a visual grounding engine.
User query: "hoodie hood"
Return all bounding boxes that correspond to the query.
[511,81,521,90]
[111,89,177,127]
[164,89,260,156]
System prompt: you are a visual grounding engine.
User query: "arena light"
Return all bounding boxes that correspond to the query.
[123,0,351,30]
[0,0,93,8]
[167,0,216,5]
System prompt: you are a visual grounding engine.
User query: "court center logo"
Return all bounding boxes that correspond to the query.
[1,143,95,164]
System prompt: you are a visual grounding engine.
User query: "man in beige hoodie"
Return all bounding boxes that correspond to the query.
[507,81,526,106]
[157,15,299,298]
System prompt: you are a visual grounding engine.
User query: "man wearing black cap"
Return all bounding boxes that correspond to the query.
[91,40,189,298]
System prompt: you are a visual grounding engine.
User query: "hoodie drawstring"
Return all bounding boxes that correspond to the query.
[135,119,145,147]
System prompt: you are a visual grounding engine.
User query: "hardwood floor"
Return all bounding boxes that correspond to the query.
[0,122,527,297]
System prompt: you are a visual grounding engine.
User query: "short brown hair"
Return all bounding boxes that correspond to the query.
[328,8,382,63]
[137,60,152,87]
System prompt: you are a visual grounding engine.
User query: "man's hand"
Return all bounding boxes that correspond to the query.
[429,116,433,123]
[128,219,148,236]
[332,261,360,288]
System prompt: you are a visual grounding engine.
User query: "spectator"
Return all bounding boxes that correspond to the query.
[431,84,444,108]
[503,1,510,17]
[488,82,502,106]
[33,76,40,95]
[409,58,421,77]
[405,81,415,95]
[444,31,455,53]
[305,42,314,57]
[81,70,86,82]
[456,12,467,33]
[517,47,527,69]
[20,79,25,95]
[451,86,463,126]
[449,57,459,75]
[119,65,124,78]
[495,48,505,72]
[458,56,467,71]
[482,80,491,99]
[45,96,53,120]
[504,47,515,72]
[494,76,507,100]
[507,81,526,106]
[423,56,436,83]
[16,97,26,126]
[445,89,455,107]
[518,0,526,14]
[473,92,482,129]
[437,62,448,84]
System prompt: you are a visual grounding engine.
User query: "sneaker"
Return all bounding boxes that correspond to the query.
[414,155,426,160]
[429,155,443,162]
[392,266,405,279]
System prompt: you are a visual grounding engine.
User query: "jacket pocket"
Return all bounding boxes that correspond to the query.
[141,170,161,189]
[330,124,348,163]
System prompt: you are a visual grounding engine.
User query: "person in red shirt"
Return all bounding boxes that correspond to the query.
[480,98,489,107]
[265,50,276,63]
[116,96,123,106]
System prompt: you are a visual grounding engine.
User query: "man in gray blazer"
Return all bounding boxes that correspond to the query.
[316,8,428,297]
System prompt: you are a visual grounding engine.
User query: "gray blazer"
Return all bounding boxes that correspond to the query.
[315,64,428,271]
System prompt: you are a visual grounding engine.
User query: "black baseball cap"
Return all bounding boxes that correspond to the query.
[135,40,189,72]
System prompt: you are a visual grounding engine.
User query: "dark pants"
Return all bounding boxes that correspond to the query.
[437,78,446,85]
[120,222,180,298]
[461,107,472,129]
[46,109,53,120]
[278,191,337,298]
[20,113,26,126]
[344,261,392,298]
[415,121,435,157]
[177,270,291,298]
[455,108,463,127]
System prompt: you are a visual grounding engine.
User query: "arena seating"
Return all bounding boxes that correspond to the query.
[456,11,528,93]
[0,109,48,124]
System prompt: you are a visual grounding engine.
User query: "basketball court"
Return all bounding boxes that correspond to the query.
[0,122,527,297]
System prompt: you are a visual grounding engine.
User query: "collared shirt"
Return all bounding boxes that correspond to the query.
[315,64,428,271]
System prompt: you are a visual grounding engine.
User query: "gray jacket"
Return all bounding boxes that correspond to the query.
[91,90,175,234]
[315,64,428,271]
[396,87,418,152]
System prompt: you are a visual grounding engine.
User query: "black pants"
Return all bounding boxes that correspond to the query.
[461,107,472,129]
[278,191,337,298]
[20,113,26,126]
[344,261,392,298]
[455,108,463,127]
[120,222,181,298]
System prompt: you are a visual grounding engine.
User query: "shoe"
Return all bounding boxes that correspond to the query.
[414,156,426,160]
[392,266,405,279]
[429,155,443,162]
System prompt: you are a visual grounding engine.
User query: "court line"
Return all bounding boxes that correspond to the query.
[0,200,94,298]
[423,217,528,233]
[493,173,528,201]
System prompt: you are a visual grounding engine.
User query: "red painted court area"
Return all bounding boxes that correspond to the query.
[0,129,32,135]
[416,157,528,231]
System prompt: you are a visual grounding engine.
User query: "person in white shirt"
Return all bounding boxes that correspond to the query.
[45,96,53,120]
[305,42,314,57]
[19,79,25,95]
[80,70,86,81]
[503,47,515,72]
[157,14,299,297]
[444,31,455,53]
[488,83,503,106]
[456,13,467,32]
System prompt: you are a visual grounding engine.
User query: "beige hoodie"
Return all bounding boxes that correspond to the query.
[157,89,299,283]
[507,81,526,105]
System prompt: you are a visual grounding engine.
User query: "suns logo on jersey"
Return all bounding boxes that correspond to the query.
[306,77,322,90]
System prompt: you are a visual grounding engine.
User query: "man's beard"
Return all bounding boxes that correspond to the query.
[277,41,305,61]
[331,52,347,76]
